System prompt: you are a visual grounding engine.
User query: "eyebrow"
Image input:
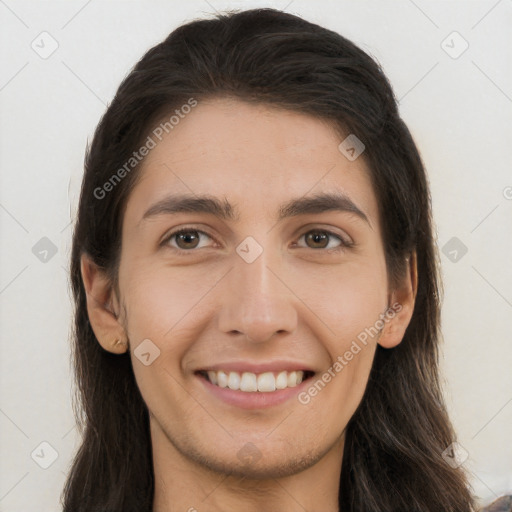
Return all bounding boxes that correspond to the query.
[139,191,371,228]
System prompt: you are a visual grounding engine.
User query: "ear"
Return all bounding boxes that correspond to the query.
[378,251,418,349]
[80,253,128,354]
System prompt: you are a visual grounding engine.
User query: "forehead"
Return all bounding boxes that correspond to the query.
[123,97,380,230]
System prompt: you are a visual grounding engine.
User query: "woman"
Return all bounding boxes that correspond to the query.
[62,7,476,511]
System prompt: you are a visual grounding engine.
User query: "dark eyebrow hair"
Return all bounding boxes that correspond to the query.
[139,191,371,228]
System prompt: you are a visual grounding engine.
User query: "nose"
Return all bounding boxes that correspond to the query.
[217,242,298,344]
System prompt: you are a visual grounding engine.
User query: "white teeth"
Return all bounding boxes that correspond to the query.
[275,371,288,389]
[257,372,276,392]
[228,372,240,390]
[217,370,228,388]
[204,369,308,392]
[240,372,258,392]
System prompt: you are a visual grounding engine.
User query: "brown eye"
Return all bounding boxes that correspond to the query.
[297,229,351,252]
[162,228,214,251]
[175,230,200,249]
[305,230,331,249]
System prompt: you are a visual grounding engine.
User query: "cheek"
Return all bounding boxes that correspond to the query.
[297,277,383,433]
[296,259,386,414]
[120,258,214,341]
[303,256,388,341]
[300,345,376,440]
[332,276,387,341]
[119,259,221,405]
[120,261,208,416]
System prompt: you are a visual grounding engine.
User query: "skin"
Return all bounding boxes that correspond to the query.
[81,97,417,512]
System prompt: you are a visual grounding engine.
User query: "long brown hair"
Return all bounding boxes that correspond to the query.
[62,8,476,511]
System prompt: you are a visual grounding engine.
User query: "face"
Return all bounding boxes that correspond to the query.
[83,97,414,480]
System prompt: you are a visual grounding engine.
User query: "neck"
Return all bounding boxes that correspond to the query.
[150,417,343,512]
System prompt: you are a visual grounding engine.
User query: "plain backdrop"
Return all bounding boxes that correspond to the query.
[1,1,511,510]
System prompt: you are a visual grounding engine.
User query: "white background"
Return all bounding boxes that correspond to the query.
[1,1,511,510]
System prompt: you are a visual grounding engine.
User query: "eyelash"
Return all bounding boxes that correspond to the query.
[160,226,354,254]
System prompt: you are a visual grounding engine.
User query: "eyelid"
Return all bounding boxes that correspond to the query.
[160,225,354,252]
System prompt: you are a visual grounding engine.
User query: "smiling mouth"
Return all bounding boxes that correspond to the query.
[196,369,315,392]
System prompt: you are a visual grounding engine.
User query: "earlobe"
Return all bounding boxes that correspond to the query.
[378,251,418,349]
[80,253,128,354]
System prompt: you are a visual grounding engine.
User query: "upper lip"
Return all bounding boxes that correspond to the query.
[196,361,315,374]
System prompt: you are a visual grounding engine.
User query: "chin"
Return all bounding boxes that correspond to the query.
[180,442,325,480]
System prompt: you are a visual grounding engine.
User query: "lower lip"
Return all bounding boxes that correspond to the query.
[197,374,313,410]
